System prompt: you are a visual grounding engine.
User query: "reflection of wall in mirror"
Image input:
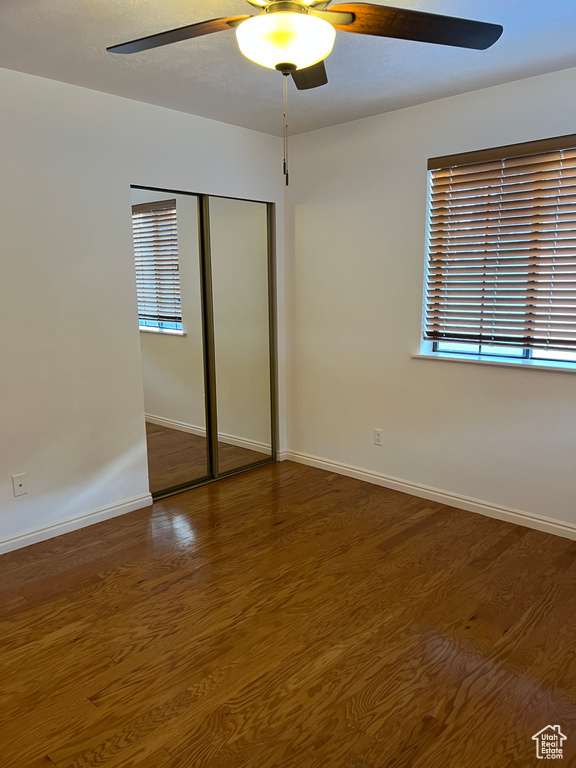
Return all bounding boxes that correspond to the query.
[210,197,272,452]
[131,190,206,433]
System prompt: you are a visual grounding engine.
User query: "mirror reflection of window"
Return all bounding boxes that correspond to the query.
[132,200,183,334]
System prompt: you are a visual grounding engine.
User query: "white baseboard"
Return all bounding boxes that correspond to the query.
[283,450,576,541]
[218,432,271,455]
[146,414,271,455]
[145,414,205,438]
[4,452,572,556]
[0,493,153,556]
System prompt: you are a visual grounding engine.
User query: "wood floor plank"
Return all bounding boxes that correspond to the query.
[21,758,59,768]
[1,461,575,767]
[1,697,97,767]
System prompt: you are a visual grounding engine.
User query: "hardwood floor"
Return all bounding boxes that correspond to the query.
[145,422,271,492]
[1,461,576,767]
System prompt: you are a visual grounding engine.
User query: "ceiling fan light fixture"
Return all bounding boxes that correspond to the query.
[236,11,336,70]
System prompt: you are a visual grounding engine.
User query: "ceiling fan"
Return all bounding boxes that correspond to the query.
[107,1,503,90]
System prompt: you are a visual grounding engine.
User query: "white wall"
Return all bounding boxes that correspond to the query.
[285,66,576,534]
[0,67,284,552]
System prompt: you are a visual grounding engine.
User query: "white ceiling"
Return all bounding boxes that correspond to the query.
[2,0,576,135]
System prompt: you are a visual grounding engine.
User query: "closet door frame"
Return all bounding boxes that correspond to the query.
[132,185,277,500]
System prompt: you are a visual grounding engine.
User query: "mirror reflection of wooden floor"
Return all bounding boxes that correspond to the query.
[145,421,271,492]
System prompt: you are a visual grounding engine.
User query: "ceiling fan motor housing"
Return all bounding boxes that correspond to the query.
[265,1,311,14]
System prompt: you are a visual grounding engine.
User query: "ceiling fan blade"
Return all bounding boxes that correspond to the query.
[291,60,328,90]
[107,16,251,54]
[326,3,503,50]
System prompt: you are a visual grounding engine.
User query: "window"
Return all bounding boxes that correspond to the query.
[424,134,576,366]
[132,200,183,333]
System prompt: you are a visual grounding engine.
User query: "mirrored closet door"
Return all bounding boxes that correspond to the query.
[209,196,273,474]
[131,188,209,493]
[131,186,276,499]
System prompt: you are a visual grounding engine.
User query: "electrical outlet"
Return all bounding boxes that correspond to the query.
[12,473,27,497]
[374,428,384,447]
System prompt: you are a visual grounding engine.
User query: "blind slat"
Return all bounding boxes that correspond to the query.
[431,196,576,219]
[431,158,576,191]
[431,178,576,204]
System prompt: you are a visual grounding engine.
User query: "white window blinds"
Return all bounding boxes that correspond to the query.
[132,200,182,331]
[426,135,576,353]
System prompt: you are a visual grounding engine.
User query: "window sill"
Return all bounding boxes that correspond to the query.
[139,327,186,337]
[412,351,576,374]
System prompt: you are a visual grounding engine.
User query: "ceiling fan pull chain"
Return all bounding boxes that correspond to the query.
[283,72,289,186]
